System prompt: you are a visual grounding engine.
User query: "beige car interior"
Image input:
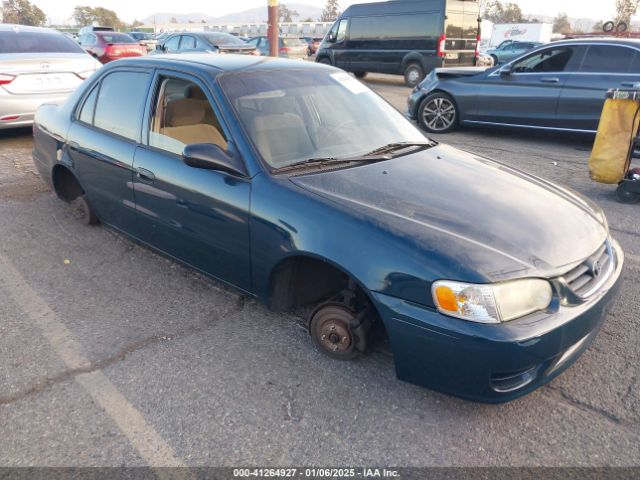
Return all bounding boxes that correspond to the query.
[152,79,227,155]
[241,97,315,166]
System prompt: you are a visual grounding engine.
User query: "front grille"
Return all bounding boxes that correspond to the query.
[563,240,614,298]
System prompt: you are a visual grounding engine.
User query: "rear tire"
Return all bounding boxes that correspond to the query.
[404,62,425,87]
[490,55,499,66]
[70,194,98,225]
[353,71,368,79]
[417,92,459,133]
[317,57,332,65]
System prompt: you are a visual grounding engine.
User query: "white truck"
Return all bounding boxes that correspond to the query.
[484,23,553,50]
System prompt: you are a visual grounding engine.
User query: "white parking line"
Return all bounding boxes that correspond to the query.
[0,253,185,469]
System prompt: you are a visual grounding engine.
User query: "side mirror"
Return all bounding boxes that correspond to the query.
[182,143,247,177]
[326,32,336,43]
[499,64,512,76]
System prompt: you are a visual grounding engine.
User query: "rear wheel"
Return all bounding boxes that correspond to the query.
[317,57,332,65]
[70,194,98,225]
[353,71,368,79]
[616,183,640,204]
[417,92,458,133]
[490,55,499,66]
[404,62,425,87]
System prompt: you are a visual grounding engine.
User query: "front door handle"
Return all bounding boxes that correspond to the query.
[136,167,155,182]
[540,77,560,84]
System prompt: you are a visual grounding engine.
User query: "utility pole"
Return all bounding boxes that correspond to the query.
[267,0,279,57]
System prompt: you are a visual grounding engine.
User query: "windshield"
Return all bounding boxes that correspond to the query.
[203,33,245,45]
[0,31,85,54]
[131,32,153,40]
[219,69,426,169]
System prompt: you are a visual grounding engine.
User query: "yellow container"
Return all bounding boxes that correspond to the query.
[589,95,640,184]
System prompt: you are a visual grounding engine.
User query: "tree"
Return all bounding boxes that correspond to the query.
[320,0,340,22]
[1,0,46,26]
[483,1,523,23]
[302,17,314,22]
[552,12,571,34]
[72,5,122,28]
[592,20,605,32]
[278,4,299,23]
[130,19,143,28]
[169,16,178,24]
[615,0,638,26]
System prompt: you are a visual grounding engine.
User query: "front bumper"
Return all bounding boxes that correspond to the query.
[372,239,624,403]
[0,89,72,130]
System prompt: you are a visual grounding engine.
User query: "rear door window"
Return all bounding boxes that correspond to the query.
[580,45,633,74]
[78,85,99,124]
[93,71,150,141]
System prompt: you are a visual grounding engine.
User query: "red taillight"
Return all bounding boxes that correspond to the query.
[0,115,20,121]
[475,34,481,58]
[436,34,446,58]
[279,47,290,54]
[250,49,261,56]
[0,74,16,85]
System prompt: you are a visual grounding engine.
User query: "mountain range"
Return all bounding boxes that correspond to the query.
[142,4,324,24]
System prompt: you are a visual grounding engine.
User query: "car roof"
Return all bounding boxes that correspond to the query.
[114,54,333,74]
[0,24,61,34]
[551,36,640,48]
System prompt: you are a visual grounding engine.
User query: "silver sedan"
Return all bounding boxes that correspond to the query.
[0,24,101,129]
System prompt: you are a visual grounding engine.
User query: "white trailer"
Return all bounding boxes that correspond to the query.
[487,23,553,49]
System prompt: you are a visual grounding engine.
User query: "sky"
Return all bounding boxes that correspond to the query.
[35,0,625,25]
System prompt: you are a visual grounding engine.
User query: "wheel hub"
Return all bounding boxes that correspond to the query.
[319,320,352,353]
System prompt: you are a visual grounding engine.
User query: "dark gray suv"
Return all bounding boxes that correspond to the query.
[408,38,640,133]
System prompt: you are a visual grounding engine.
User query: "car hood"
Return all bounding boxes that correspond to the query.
[290,144,608,280]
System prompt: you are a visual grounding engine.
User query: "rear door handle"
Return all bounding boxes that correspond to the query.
[136,167,155,182]
[540,77,560,84]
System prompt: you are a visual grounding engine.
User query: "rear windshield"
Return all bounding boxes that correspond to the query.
[0,31,85,54]
[99,33,136,44]
[203,33,245,45]
[131,32,153,40]
[282,37,305,47]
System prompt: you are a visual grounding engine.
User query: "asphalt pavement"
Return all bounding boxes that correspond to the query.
[0,74,639,468]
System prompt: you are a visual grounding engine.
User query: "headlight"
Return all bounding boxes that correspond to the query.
[432,279,553,324]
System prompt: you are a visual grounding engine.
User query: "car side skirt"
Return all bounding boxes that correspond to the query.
[463,120,597,134]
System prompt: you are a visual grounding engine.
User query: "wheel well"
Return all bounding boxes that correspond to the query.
[316,56,332,65]
[52,165,84,202]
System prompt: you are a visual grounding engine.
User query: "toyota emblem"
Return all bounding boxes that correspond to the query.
[592,260,601,277]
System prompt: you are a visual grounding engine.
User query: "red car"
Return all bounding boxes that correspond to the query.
[78,31,146,64]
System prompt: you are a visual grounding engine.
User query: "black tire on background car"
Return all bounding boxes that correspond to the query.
[417,92,459,133]
[70,194,98,225]
[317,57,332,65]
[490,54,499,66]
[404,62,425,87]
[353,72,368,79]
[615,183,640,204]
